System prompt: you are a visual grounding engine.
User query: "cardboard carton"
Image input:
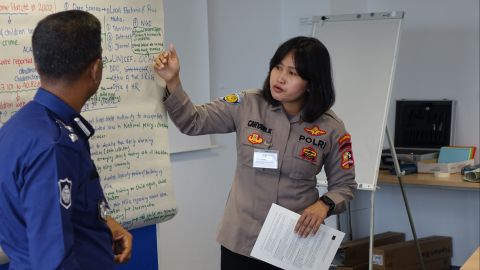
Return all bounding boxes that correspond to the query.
[400,257,451,270]
[372,236,452,270]
[336,231,405,266]
[338,258,450,270]
[336,263,368,270]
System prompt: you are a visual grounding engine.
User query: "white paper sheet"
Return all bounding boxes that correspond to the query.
[251,204,344,270]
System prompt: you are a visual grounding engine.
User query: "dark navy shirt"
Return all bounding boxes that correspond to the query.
[0,88,114,269]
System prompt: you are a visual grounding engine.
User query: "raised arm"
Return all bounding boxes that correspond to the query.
[154,44,181,93]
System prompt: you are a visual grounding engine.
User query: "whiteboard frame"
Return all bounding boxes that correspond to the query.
[313,12,404,191]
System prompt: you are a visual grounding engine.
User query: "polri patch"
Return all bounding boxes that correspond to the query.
[58,178,72,209]
[248,133,264,144]
[304,125,327,136]
[223,93,241,104]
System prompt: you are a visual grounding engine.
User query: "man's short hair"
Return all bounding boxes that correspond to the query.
[32,10,101,80]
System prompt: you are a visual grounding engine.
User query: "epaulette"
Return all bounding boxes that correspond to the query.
[55,119,79,143]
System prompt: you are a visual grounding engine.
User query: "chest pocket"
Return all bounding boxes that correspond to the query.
[289,142,324,179]
[238,127,273,168]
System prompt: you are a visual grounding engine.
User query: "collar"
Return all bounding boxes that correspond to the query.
[34,88,95,139]
[270,104,304,124]
[289,113,303,124]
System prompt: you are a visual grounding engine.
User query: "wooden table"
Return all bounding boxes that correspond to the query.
[378,170,480,190]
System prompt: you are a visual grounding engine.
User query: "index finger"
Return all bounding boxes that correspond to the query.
[168,43,177,57]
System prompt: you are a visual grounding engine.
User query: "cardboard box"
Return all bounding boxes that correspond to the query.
[336,263,368,270]
[372,236,452,270]
[417,158,474,173]
[400,257,451,270]
[335,231,405,266]
[337,258,450,270]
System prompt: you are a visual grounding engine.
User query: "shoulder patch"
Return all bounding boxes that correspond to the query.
[223,93,241,104]
[58,178,72,209]
[338,133,351,145]
[341,150,354,169]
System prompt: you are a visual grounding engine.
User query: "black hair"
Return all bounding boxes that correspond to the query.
[32,10,101,80]
[262,36,335,123]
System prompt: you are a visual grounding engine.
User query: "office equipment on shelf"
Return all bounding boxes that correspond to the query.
[463,166,480,183]
[438,146,476,163]
[389,164,417,175]
[381,100,455,169]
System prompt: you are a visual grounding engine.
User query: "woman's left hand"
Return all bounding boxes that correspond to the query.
[294,201,330,237]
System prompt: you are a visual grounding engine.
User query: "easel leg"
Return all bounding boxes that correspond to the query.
[369,188,376,270]
[384,127,426,270]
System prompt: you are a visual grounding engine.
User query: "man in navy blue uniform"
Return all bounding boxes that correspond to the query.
[0,10,132,269]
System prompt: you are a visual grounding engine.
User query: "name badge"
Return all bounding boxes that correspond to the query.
[253,149,278,169]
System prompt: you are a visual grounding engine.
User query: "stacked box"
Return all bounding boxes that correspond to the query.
[335,232,405,267]
[336,263,368,270]
[372,236,452,270]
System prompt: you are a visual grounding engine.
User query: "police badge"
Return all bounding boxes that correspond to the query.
[58,178,72,209]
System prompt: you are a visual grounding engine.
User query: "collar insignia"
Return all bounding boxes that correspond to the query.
[69,133,78,142]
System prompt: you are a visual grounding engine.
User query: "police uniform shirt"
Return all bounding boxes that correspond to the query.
[164,84,357,257]
[0,88,114,269]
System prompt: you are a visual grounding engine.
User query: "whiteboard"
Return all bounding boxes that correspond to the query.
[314,12,403,190]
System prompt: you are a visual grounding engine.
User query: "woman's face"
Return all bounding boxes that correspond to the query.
[269,52,308,115]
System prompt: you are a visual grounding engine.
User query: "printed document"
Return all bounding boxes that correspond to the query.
[251,203,344,270]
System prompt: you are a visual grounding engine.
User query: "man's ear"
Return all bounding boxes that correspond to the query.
[90,58,102,84]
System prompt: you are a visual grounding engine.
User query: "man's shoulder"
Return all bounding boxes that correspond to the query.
[0,102,78,154]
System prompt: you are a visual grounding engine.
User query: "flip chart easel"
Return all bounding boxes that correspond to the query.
[311,12,426,270]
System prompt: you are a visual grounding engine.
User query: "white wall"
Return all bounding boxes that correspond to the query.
[281,0,480,266]
[162,0,214,153]
[157,1,281,269]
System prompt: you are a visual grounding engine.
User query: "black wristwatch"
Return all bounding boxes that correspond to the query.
[319,195,335,216]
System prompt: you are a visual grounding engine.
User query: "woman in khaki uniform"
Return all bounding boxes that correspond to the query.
[154,36,356,269]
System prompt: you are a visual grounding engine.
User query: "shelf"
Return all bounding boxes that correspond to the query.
[377,170,480,190]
